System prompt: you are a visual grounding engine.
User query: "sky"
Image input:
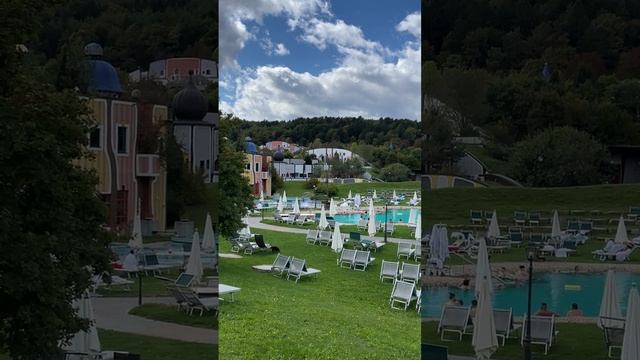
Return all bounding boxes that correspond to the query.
[219,0,421,121]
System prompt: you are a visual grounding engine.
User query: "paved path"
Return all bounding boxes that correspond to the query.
[93,296,217,344]
[247,216,413,244]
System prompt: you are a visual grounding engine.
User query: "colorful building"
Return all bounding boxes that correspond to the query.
[244,137,272,195]
[129,57,217,90]
[264,140,302,154]
[77,43,167,232]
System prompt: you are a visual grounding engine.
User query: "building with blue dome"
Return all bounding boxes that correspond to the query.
[243,137,272,195]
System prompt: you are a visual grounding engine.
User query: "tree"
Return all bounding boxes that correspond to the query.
[217,117,253,238]
[379,163,413,182]
[269,164,284,194]
[508,127,611,187]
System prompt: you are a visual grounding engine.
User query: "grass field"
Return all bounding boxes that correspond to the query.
[218,229,420,359]
[282,180,419,198]
[422,321,611,360]
[0,330,216,360]
[129,304,217,329]
[423,185,640,265]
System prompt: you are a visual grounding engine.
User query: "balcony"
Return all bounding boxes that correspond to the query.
[137,154,161,177]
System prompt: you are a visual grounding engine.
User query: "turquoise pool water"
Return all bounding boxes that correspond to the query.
[334,209,420,224]
[421,272,640,318]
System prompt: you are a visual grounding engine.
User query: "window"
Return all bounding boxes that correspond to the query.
[255,163,260,172]
[205,69,211,75]
[245,162,250,170]
[117,126,128,154]
[89,128,101,149]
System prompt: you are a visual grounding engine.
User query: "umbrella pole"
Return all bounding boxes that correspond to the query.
[138,271,143,306]
[524,252,534,360]
[384,203,388,243]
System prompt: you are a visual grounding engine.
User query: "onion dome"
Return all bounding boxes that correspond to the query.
[172,76,208,121]
[245,137,257,154]
[81,43,123,95]
[273,151,284,162]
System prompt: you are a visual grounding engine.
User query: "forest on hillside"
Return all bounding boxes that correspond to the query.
[221,116,422,173]
[423,0,640,185]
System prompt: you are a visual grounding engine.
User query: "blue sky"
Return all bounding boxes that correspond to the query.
[220,0,421,121]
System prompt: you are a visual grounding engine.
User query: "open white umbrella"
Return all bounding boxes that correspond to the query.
[622,285,640,360]
[615,216,629,244]
[63,291,101,354]
[276,196,284,212]
[487,210,500,239]
[318,206,329,230]
[372,189,377,199]
[475,236,493,297]
[414,214,422,241]
[202,213,215,252]
[331,222,343,253]
[551,210,561,239]
[128,198,143,250]
[348,190,352,199]
[329,198,337,217]
[599,269,622,328]
[292,197,301,214]
[472,275,499,359]
[367,199,377,237]
[185,230,203,281]
[282,191,288,207]
[354,194,361,209]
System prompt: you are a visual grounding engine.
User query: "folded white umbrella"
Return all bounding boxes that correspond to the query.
[276,197,284,212]
[475,236,493,297]
[292,197,301,214]
[63,291,101,354]
[414,214,422,241]
[367,199,377,237]
[551,210,561,239]
[373,190,377,199]
[487,210,500,239]
[392,189,397,200]
[318,206,329,230]
[331,222,343,253]
[201,213,215,252]
[128,198,143,250]
[599,269,622,328]
[260,190,264,202]
[354,194,361,209]
[615,216,629,244]
[473,275,498,359]
[413,191,418,202]
[348,190,352,199]
[329,198,337,217]
[185,230,203,281]
[282,191,287,206]
[622,285,640,360]
[239,217,251,237]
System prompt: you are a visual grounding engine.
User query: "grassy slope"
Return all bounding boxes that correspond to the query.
[424,185,640,264]
[464,144,509,175]
[282,181,420,197]
[129,304,216,330]
[422,321,609,360]
[219,229,420,359]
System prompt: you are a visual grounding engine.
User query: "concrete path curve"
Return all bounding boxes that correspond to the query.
[93,296,217,344]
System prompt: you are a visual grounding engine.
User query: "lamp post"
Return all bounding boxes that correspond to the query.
[384,202,388,243]
[524,251,534,360]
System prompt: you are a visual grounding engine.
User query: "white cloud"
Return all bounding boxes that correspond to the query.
[396,12,421,38]
[297,19,380,52]
[274,43,290,56]
[219,0,330,68]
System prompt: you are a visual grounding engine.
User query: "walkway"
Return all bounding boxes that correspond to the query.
[246,216,413,244]
[93,296,217,344]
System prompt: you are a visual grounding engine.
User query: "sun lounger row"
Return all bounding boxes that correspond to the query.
[258,253,321,283]
[380,260,420,284]
[305,229,333,246]
[438,306,523,347]
[592,242,636,261]
[337,249,375,271]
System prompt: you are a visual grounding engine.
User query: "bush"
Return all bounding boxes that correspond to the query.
[379,163,413,182]
[508,127,611,187]
[315,183,338,197]
[306,177,320,189]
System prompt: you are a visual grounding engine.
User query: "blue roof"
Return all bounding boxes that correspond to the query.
[245,141,258,154]
[84,59,123,94]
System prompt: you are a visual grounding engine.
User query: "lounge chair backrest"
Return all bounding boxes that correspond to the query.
[354,250,370,263]
[381,260,399,277]
[272,254,290,271]
[568,221,579,230]
[340,249,357,262]
[175,273,195,287]
[145,254,160,266]
[579,221,592,231]
[528,315,554,342]
[493,309,512,332]
[392,280,415,300]
[307,229,318,238]
[441,306,469,328]
[630,206,640,215]
[255,234,267,248]
[470,210,482,219]
[350,232,361,241]
[399,242,412,251]
[514,211,526,219]
[402,263,420,281]
[320,230,332,239]
[289,258,307,274]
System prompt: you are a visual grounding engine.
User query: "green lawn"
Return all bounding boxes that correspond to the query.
[0,330,216,360]
[282,180,420,198]
[261,219,416,240]
[129,304,217,330]
[424,184,640,265]
[219,229,420,359]
[422,321,611,360]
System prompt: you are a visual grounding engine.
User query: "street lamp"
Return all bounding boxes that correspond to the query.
[524,251,534,360]
[383,201,389,243]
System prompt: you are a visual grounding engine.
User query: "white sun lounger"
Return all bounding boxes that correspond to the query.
[438,306,470,341]
[494,308,521,345]
[521,315,555,354]
[353,250,375,271]
[400,262,421,284]
[286,258,320,283]
[397,242,415,259]
[337,249,357,268]
[380,260,399,282]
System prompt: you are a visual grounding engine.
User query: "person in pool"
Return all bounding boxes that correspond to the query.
[515,265,529,282]
[535,303,555,317]
[566,303,583,317]
[446,293,458,307]
[458,277,471,290]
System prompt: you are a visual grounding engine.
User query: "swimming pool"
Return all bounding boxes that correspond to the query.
[421,272,640,318]
[334,208,420,225]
